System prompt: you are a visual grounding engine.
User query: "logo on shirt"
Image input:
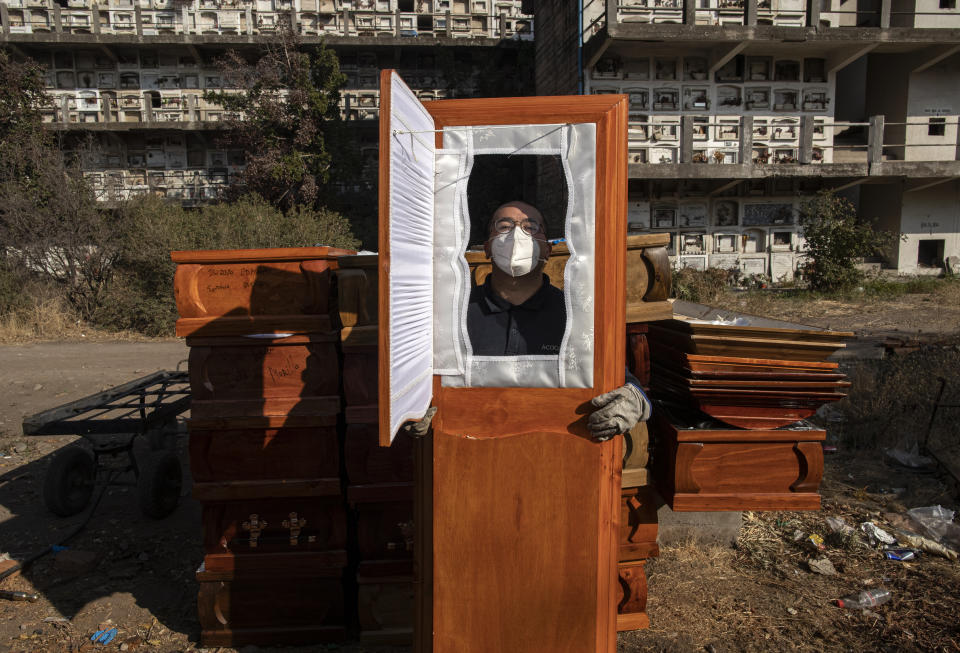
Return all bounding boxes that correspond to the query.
[540,344,560,353]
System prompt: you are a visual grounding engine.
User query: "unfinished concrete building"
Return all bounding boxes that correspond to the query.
[0,0,532,205]
[536,0,960,276]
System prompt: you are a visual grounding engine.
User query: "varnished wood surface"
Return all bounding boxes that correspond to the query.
[671,493,821,511]
[189,426,339,483]
[651,413,825,512]
[431,429,621,653]
[201,551,348,576]
[652,347,839,372]
[172,252,348,337]
[188,339,339,402]
[377,68,393,448]
[619,486,659,562]
[420,92,629,653]
[352,498,415,562]
[343,349,379,405]
[654,365,851,390]
[197,574,346,647]
[172,246,353,264]
[654,318,855,341]
[626,301,674,324]
[176,316,335,338]
[615,560,649,632]
[202,498,347,555]
[190,396,341,421]
[649,328,846,362]
[344,424,414,485]
[640,247,670,302]
[193,478,342,502]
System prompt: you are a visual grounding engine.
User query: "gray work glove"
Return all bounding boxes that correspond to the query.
[588,383,652,441]
[403,406,437,438]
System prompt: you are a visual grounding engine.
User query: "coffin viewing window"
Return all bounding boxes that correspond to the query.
[434,124,595,390]
[379,71,610,443]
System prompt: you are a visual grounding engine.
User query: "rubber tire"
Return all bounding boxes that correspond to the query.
[43,447,96,517]
[137,451,182,519]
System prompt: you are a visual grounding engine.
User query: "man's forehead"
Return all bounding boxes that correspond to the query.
[492,203,544,224]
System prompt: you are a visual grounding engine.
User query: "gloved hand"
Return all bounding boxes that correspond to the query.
[588,382,652,441]
[403,406,437,438]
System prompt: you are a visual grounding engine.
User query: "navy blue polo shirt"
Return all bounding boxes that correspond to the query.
[466,274,567,356]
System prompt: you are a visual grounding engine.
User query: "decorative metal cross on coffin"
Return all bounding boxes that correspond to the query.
[377,70,629,653]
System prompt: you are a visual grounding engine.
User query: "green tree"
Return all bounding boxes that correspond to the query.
[0,50,118,321]
[205,24,353,212]
[797,190,898,292]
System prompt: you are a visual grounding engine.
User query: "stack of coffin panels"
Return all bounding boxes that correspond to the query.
[646,318,851,512]
[335,254,416,646]
[647,319,853,430]
[173,247,351,648]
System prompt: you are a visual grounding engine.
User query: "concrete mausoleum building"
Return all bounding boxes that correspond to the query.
[2,0,958,276]
[0,0,533,208]
[535,0,960,276]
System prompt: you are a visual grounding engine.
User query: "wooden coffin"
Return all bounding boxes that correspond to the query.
[616,559,649,632]
[651,413,825,511]
[187,334,340,420]
[334,254,379,329]
[653,365,851,390]
[189,423,340,485]
[465,233,673,324]
[348,483,415,561]
[619,486,659,562]
[344,423,414,485]
[626,323,651,386]
[647,321,852,362]
[651,346,840,375]
[342,346,378,407]
[197,562,346,647]
[357,560,415,646]
[172,246,353,337]
[201,497,347,556]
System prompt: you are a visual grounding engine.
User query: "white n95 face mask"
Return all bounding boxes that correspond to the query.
[490,226,541,277]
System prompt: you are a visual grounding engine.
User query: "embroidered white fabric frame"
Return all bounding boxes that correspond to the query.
[386,72,435,441]
[433,123,597,388]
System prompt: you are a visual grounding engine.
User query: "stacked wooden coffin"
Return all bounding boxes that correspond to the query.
[647,318,852,511]
[335,254,417,646]
[173,247,352,647]
[617,322,660,631]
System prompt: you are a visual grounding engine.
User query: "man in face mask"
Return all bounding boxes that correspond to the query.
[466,200,565,357]
[433,200,650,441]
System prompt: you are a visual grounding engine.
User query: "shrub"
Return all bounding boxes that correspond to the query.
[91,195,360,335]
[671,266,734,304]
[797,191,898,292]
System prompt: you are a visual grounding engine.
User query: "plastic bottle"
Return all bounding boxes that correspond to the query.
[836,589,891,609]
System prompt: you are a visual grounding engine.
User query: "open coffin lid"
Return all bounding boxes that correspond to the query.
[376,69,630,653]
[377,70,630,446]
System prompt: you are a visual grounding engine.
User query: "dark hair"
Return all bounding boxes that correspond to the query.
[486,203,548,236]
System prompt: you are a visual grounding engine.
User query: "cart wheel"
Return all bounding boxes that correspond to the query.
[43,447,96,517]
[138,451,182,519]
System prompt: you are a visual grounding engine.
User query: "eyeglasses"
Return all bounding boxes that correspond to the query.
[493,218,543,236]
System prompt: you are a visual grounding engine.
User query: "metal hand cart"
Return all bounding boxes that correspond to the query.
[22,370,191,519]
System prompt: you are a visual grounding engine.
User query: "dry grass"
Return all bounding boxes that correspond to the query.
[829,341,960,451]
[0,292,165,344]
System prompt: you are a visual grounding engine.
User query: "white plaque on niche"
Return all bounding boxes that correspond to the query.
[678,203,708,228]
[710,254,739,269]
[771,253,795,282]
[680,255,707,271]
[627,201,650,232]
[740,257,767,276]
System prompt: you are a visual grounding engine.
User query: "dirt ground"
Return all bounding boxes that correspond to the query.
[718,283,960,339]
[1,294,958,653]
